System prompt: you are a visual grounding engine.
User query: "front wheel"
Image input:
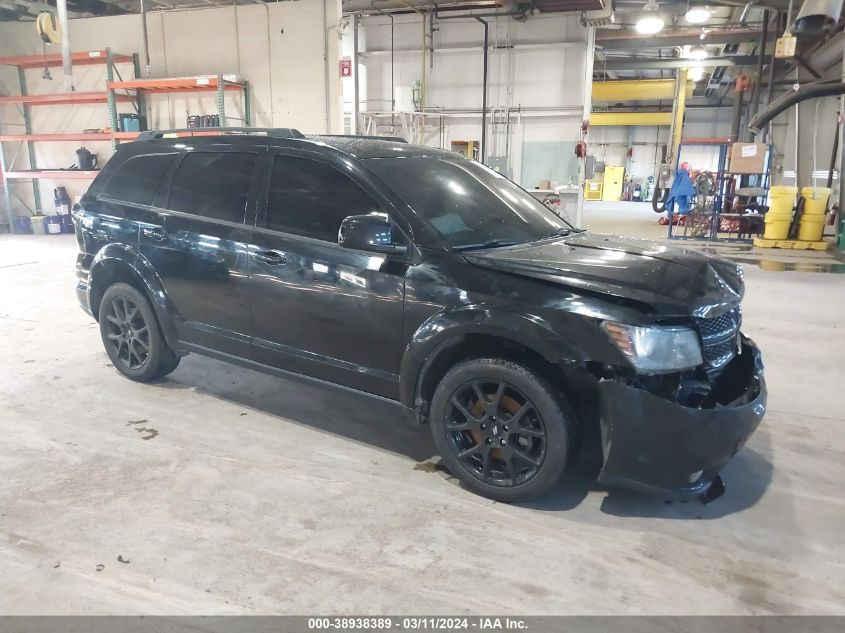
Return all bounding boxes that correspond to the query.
[429,358,572,503]
[99,282,180,382]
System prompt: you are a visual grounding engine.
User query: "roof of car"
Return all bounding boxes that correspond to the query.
[128,130,460,161]
[304,135,459,160]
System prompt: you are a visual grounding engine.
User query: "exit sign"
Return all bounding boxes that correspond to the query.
[339,58,352,78]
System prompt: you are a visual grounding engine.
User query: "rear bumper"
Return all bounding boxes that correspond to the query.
[597,336,766,500]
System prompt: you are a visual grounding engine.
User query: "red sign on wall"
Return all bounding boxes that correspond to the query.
[340,58,352,78]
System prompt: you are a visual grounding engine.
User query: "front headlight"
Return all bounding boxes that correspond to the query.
[602,321,703,374]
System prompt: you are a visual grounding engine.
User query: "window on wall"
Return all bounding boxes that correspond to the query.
[267,155,383,242]
[168,152,257,224]
[99,153,177,207]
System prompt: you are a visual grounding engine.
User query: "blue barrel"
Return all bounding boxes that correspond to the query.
[43,215,62,235]
[60,213,74,234]
[12,216,33,234]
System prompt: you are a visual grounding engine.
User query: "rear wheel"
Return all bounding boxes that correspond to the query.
[99,282,180,382]
[429,358,572,502]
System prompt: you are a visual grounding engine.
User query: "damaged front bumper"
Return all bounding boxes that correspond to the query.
[597,336,766,500]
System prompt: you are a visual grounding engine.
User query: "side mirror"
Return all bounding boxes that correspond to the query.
[338,213,407,255]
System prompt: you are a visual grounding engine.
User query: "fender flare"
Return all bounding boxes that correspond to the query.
[89,244,180,349]
[398,305,584,408]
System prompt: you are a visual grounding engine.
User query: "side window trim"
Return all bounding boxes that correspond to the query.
[259,149,413,251]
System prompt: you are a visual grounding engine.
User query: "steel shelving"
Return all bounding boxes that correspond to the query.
[0,48,140,233]
[106,75,251,136]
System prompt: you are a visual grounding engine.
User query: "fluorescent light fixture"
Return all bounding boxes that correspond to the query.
[685,6,711,24]
[636,14,665,34]
[689,46,709,60]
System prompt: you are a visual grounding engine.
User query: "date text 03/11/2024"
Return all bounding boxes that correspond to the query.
[307,617,528,630]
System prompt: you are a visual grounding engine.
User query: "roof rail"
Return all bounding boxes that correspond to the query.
[135,127,305,141]
[312,134,408,144]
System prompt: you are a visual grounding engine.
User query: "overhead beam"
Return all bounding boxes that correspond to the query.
[601,56,759,71]
[593,79,694,102]
[590,112,673,126]
[597,29,767,50]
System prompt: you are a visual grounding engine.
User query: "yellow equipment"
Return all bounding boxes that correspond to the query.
[764,185,798,240]
[585,180,603,201]
[798,187,830,242]
[601,166,625,202]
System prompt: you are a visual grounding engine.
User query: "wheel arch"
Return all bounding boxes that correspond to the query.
[400,307,588,421]
[88,244,180,349]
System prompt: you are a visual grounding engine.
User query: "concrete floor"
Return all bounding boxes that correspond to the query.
[1,232,845,615]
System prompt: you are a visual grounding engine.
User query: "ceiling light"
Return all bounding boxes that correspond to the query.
[688,46,709,60]
[690,66,705,81]
[685,6,711,24]
[636,14,665,34]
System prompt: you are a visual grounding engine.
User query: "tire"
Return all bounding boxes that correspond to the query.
[98,282,180,382]
[429,358,572,503]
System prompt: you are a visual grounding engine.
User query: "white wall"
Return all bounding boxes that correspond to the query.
[0,1,342,214]
[346,12,589,190]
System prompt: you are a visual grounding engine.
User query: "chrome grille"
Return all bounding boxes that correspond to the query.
[693,307,741,375]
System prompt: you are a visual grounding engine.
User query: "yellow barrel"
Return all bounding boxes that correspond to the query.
[765,186,798,240]
[798,216,825,241]
[800,187,831,215]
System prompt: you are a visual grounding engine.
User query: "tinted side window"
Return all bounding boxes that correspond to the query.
[268,155,382,242]
[99,153,176,206]
[168,152,257,223]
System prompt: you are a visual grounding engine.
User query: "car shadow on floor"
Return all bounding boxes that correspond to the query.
[158,354,438,463]
[157,355,773,517]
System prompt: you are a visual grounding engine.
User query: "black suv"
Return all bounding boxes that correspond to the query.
[74,129,766,502]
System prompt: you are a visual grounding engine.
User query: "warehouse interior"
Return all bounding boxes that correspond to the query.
[1,0,844,622]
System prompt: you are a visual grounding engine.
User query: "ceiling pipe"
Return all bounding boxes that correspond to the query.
[807,29,845,70]
[749,80,845,134]
[56,0,73,91]
[140,0,151,77]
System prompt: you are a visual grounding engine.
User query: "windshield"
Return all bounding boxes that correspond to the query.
[366,156,576,250]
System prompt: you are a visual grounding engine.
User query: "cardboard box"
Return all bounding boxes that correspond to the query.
[729,143,767,174]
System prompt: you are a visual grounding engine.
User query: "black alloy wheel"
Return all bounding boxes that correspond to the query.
[429,357,571,502]
[104,296,151,371]
[445,379,547,487]
[98,282,181,382]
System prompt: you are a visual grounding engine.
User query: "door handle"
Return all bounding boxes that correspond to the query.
[142,227,167,242]
[254,249,287,265]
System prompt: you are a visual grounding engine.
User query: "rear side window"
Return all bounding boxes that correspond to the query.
[99,153,176,206]
[168,152,257,224]
[267,155,382,242]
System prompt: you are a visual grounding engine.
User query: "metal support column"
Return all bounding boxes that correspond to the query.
[475,17,489,164]
[352,14,360,135]
[668,67,689,168]
[0,142,13,233]
[217,74,226,126]
[18,68,40,211]
[576,25,596,229]
[748,9,770,127]
[132,53,145,126]
[243,81,251,126]
[107,48,119,151]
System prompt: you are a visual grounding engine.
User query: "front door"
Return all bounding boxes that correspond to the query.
[247,152,407,399]
[139,149,258,358]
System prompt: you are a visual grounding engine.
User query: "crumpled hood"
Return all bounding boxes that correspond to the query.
[464,233,743,318]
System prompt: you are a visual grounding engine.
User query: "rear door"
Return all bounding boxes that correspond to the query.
[139,149,259,358]
[246,151,408,399]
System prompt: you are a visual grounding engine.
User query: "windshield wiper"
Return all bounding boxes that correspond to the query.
[544,227,584,239]
[452,239,522,252]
